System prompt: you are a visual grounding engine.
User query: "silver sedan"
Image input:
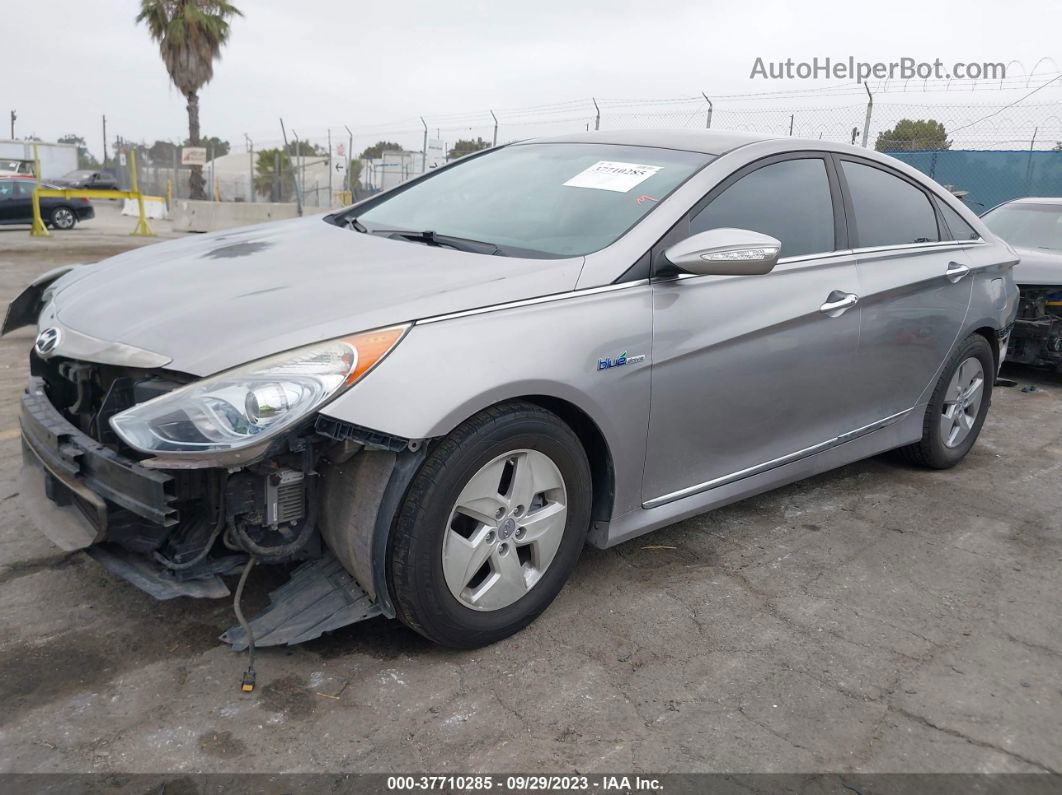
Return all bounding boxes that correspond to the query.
[8,130,1019,650]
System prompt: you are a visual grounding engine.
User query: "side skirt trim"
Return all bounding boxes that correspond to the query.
[595,405,925,549]
[642,408,914,509]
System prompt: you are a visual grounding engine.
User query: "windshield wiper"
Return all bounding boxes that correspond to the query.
[344,216,367,233]
[374,228,502,256]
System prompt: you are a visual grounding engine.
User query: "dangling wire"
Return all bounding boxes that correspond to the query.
[234,554,258,692]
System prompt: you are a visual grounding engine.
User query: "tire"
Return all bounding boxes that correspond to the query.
[897,333,994,469]
[50,206,77,230]
[388,401,591,648]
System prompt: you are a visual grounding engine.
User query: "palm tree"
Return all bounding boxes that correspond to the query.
[136,1,242,199]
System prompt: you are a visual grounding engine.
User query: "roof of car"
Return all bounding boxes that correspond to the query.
[1002,196,1062,205]
[523,129,778,156]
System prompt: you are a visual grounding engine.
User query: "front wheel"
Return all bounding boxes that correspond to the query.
[388,401,591,648]
[898,333,994,469]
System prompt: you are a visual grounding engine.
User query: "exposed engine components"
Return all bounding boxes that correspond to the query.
[225,461,318,563]
[1009,286,1062,370]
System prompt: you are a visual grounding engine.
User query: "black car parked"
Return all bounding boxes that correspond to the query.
[53,169,120,191]
[0,178,95,229]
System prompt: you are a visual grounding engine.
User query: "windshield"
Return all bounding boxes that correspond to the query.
[352,143,713,258]
[982,202,1062,251]
[0,159,25,172]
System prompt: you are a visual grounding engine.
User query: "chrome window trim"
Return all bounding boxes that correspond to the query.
[851,239,986,256]
[671,248,858,281]
[415,279,650,325]
[643,408,913,509]
[666,239,990,281]
[778,248,856,265]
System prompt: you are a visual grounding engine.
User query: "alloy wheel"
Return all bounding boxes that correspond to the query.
[940,356,985,448]
[52,208,75,229]
[441,449,568,611]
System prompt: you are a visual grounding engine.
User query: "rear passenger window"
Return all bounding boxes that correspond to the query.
[841,160,939,248]
[936,199,980,242]
[691,158,835,258]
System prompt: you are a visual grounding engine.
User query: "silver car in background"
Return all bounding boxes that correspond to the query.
[980,197,1062,371]
[7,130,1019,651]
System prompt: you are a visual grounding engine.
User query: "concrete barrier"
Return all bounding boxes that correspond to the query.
[122,198,168,220]
[171,200,300,233]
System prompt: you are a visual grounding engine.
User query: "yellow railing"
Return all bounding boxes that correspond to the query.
[30,147,160,238]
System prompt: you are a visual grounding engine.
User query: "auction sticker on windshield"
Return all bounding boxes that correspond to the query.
[564,161,663,192]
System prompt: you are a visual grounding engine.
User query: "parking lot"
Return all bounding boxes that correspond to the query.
[0,208,1059,775]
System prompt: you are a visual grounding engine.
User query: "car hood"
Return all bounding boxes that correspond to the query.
[1012,246,1062,287]
[48,215,584,375]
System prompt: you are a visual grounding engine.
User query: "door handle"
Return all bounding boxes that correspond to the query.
[946,261,971,283]
[819,291,859,317]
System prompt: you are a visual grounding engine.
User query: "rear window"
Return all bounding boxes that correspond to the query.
[841,160,939,248]
[352,143,713,258]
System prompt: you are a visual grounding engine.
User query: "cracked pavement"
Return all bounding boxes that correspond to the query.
[0,208,1060,773]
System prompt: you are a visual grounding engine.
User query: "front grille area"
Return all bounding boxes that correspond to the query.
[30,350,191,453]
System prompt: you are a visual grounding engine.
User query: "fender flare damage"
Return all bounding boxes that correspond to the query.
[318,443,427,619]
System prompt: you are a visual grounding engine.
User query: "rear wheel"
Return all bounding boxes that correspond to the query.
[898,333,994,469]
[388,401,591,648]
[50,206,76,230]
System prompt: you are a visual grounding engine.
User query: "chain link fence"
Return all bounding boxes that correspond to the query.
[124,74,1062,213]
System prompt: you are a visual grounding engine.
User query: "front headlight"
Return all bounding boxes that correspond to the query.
[110,325,408,455]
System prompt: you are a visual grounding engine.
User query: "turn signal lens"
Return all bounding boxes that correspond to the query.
[342,326,408,385]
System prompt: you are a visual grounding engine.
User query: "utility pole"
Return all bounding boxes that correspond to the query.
[102,114,108,166]
[420,117,428,174]
[701,93,713,129]
[9,109,15,138]
[327,128,333,204]
[861,83,873,148]
[592,98,601,131]
[344,125,354,193]
[279,117,302,215]
[1025,126,1039,193]
[292,129,305,211]
[490,110,498,147]
[244,133,253,202]
[789,114,795,136]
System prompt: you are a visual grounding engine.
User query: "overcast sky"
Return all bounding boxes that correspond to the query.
[4,0,1060,156]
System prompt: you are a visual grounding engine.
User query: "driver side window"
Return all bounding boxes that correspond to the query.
[690,158,836,259]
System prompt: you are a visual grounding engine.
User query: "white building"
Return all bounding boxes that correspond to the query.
[204,151,343,207]
[359,151,426,192]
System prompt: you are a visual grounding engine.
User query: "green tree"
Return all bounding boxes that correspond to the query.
[874,119,951,152]
[1054,141,1062,151]
[254,148,296,201]
[136,0,242,199]
[359,140,403,159]
[286,140,326,157]
[57,134,101,169]
[148,139,179,164]
[348,159,364,189]
[447,137,490,160]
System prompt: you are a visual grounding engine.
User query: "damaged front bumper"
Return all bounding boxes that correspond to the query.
[19,375,388,647]
[20,376,237,598]
[1008,285,1062,370]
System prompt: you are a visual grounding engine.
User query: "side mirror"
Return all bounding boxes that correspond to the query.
[664,227,781,276]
